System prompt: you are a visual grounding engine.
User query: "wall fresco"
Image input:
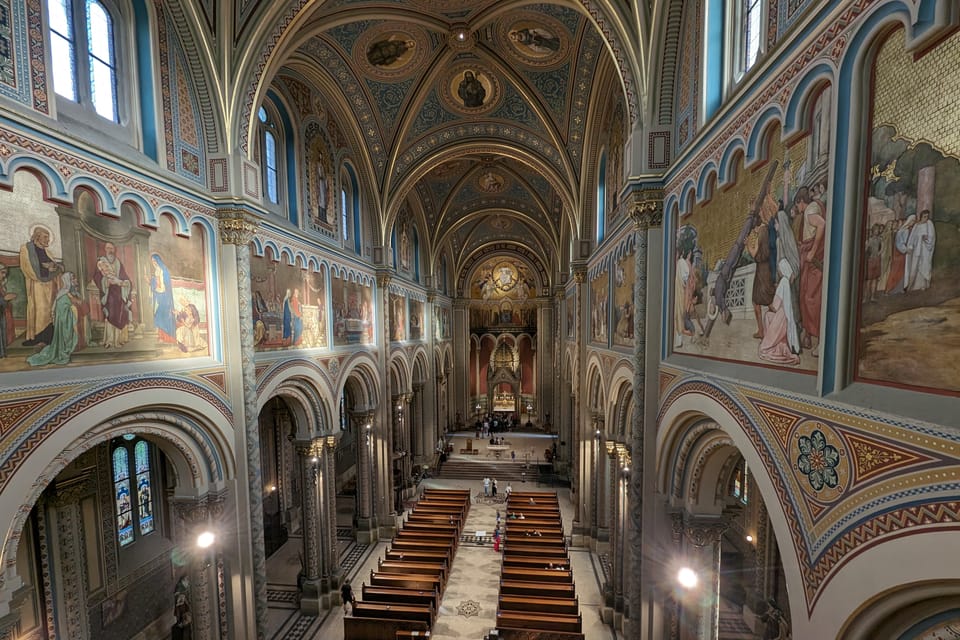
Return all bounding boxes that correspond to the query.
[673,90,831,370]
[250,252,327,350]
[0,172,209,370]
[856,31,960,394]
[331,275,374,346]
[434,305,450,340]
[389,293,406,342]
[611,251,634,347]
[409,299,424,341]
[589,273,608,345]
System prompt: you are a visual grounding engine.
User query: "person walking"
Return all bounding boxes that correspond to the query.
[483,476,490,497]
[340,580,356,615]
[504,482,513,498]
[492,478,498,497]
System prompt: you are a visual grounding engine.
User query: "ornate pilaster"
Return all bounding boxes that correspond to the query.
[351,410,377,541]
[626,186,662,636]
[590,413,604,542]
[217,207,267,639]
[324,436,341,583]
[295,439,323,614]
[171,493,228,640]
[676,511,735,640]
[50,473,96,639]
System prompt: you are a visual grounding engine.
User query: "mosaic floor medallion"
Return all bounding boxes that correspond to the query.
[457,599,481,618]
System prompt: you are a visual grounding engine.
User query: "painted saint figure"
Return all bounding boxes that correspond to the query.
[906,209,935,291]
[0,264,16,357]
[509,27,561,54]
[176,299,207,353]
[367,37,415,67]
[758,259,801,366]
[282,289,303,346]
[458,71,486,108]
[150,254,177,344]
[94,242,133,348]
[27,272,81,367]
[20,225,62,346]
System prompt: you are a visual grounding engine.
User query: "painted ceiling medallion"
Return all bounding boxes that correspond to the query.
[499,12,570,68]
[441,63,502,115]
[490,215,514,231]
[477,170,507,194]
[355,25,427,80]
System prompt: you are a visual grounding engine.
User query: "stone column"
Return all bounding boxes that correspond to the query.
[678,514,731,640]
[626,191,663,636]
[590,413,604,544]
[217,209,266,639]
[323,436,342,586]
[171,493,228,640]
[49,472,96,638]
[413,382,429,467]
[570,267,586,535]
[294,439,323,614]
[351,410,377,543]
[452,299,470,420]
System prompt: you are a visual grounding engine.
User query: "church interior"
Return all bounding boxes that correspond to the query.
[0,0,958,639]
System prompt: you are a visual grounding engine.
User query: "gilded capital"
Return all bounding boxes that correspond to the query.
[217,208,258,245]
[572,269,586,284]
[628,189,664,230]
[377,272,392,289]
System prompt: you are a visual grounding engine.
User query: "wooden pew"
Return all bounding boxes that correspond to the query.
[502,545,568,558]
[498,595,580,615]
[385,549,449,565]
[361,584,439,611]
[402,522,459,535]
[500,580,576,599]
[501,567,573,584]
[502,556,570,570]
[395,530,457,544]
[377,560,447,584]
[370,571,443,594]
[343,616,428,640]
[394,631,433,639]
[421,488,471,501]
[390,539,455,557]
[504,527,564,539]
[503,535,566,549]
[494,627,584,640]
[503,515,562,527]
[352,601,434,626]
[496,610,582,633]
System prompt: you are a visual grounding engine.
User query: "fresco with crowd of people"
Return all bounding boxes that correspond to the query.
[855,30,960,393]
[331,275,375,346]
[0,172,209,371]
[250,251,328,350]
[673,88,831,371]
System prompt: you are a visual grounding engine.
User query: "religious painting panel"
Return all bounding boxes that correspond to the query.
[395,211,413,274]
[250,252,327,351]
[589,273,608,346]
[0,174,210,371]
[612,251,635,347]
[672,101,831,371]
[331,275,374,346]
[435,306,451,340]
[855,30,960,394]
[304,122,336,237]
[409,299,424,341]
[389,293,406,342]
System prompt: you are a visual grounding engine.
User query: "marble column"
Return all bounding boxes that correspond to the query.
[680,514,731,640]
[217,209,266,639]
[590,413,604,543]
[295,438,323,614]
[626,191,663,635]
[171,493,228,640]
[570,268,586,536]
[323,436,342,586]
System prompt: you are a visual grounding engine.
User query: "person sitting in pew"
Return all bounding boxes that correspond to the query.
[529,497,536,505]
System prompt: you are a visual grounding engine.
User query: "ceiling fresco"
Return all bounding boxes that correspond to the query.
[272,0,623,285]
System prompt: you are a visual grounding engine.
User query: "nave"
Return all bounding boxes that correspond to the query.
[263,475,614,640]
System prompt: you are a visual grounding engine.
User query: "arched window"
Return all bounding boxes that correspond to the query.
[596,152,607,244]
[742,0,763,73]
[112,435,157,546]
[341,164,362,254]
[730,458,749,505]
[48,0,120,122]
[258,106,283,208]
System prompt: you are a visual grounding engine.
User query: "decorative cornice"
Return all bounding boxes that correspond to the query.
[217,208,258,245]
[172,490,228,524]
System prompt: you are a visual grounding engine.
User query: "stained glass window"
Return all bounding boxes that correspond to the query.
[135,440,154,535]
[265,131,279,204]
[86,1,117,121]
[112,436,157,546]
[112,447,133,546]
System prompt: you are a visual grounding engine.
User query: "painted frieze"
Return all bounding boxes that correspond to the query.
[250,251,327,350]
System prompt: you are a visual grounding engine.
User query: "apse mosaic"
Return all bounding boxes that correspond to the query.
[0,173,209,371]
[249,252,327,351]
[331,275,374,346]
[855,30,960,394]
[470,257,534,302]
[673,91,831,372]
[611,252,635,348]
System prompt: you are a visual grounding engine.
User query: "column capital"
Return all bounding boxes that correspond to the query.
[376,270,392,289]
[294,437,325,459]
[217,208,258,245]
[50,470,97,506]
[673,510,733,547]
[572,266,587,284]
[627,187,664,230]
[171,490,228,526]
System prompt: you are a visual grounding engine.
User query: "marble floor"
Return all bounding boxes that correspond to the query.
[265,475,618,639]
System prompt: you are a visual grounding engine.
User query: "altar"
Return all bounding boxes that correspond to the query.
[492,392,515,412]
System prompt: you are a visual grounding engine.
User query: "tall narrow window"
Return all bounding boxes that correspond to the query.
[597,153,607,244]
[341,187,349,242]
[112,435,158,546]
[47,0,118,122]
[258,106,283,207]
[743,0,762,73]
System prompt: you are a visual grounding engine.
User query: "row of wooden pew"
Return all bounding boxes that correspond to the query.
[344,488,471,640]
[496,491,585,640]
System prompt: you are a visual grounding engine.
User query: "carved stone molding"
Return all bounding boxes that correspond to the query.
[217,208,258,245]
[50,471,97,506]
[377,272,392,289]
[676,511,733,548]
[172,491,228,525]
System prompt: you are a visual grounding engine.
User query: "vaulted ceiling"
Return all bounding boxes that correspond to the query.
[265,0,629,291]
